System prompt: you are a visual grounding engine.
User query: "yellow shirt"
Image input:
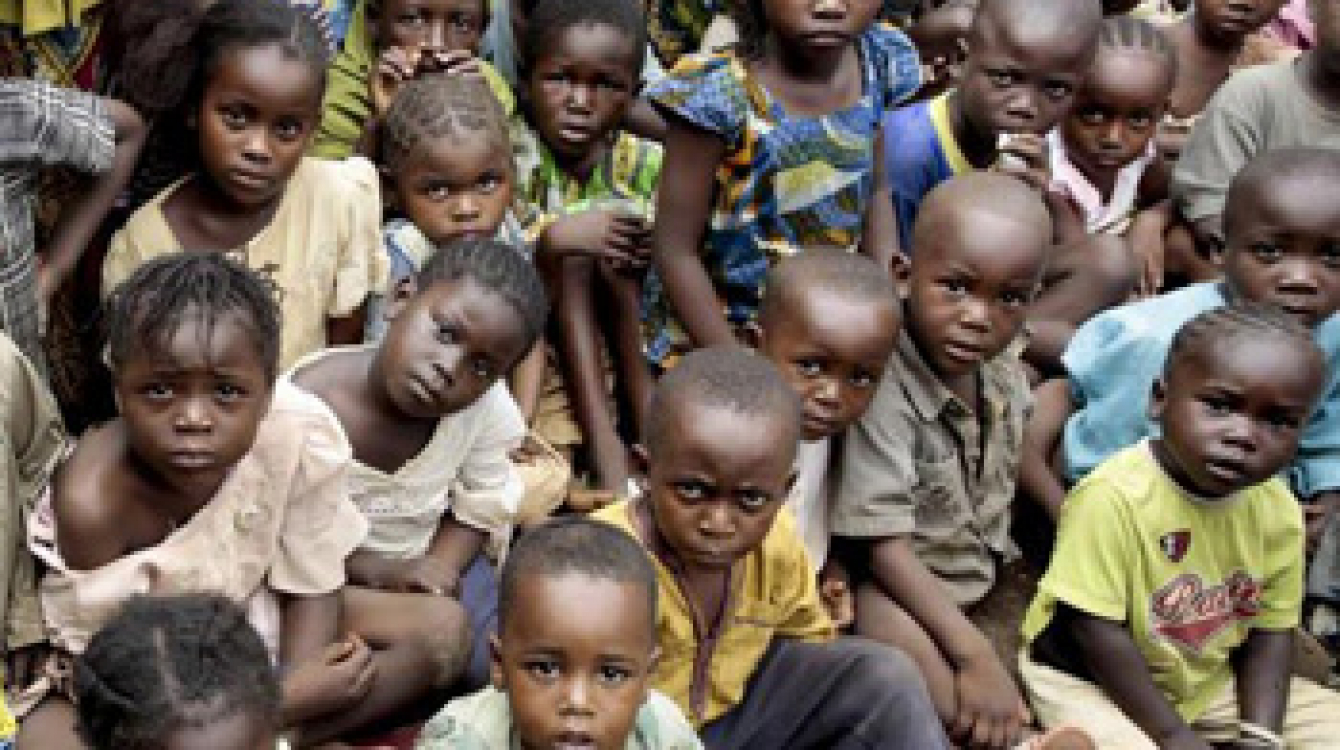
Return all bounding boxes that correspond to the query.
[1023,442,1304,721]
[593,500,833,727]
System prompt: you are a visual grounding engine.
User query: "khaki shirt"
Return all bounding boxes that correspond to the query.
[833,332,1029,606]
[0,333,65,650]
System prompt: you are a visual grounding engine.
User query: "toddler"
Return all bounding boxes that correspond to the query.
[105,0,387,372]
[416,517,702,749]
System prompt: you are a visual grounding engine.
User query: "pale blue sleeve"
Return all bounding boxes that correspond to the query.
[1293,365,1340,496]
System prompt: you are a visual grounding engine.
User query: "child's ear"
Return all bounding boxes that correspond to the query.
[743,321,764,351]
[488,633,506,688]
[384,276,418,322]
[1149,378,1167,422]
[890,252,912,298]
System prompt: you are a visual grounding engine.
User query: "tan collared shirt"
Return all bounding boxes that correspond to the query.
[833,332,1030,605]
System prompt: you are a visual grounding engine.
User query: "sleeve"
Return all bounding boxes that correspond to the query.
[326,157,389,317]
[640,690,707,749]
[645,53,749,149]
[1292,362,1340,496]
[268,390,369,595]
[415,695,494,750]
[881,106,935,251]
[448,384,526,545]
[480,61,517,118]
[0,81,114,173]
[772,510,836,642]
[868,23,923,109]
[311,51,370,160]
[1034,477,1139,623]
[102,226,146,300]
[831,375,920,539]
[1170,73,1264,223]
[1255,484,1305,630]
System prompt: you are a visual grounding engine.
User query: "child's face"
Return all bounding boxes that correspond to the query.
[757,289,899,442]
[957,17,1091,137]
[115,311,274,499]
[1151,338,1324,498]
[1061,49,1170,181]
[904,210,1045,383]
[526,23,639,165]
[197,44,321,209]
[1194,0,1285,42]
[645,402,797,571]
[161,709,276,750]
[375,277,531,419]
[373,0,488,56]
[392,130,514,245]
[1222,177,1340,329]
[493,572,656,750]
[761,0,882,60]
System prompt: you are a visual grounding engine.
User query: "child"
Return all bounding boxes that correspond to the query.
[833,173,1051,749]
[314,0,514,159]
[416,516,703,749]
[14,255,449,748]
[749,250,901,625]
[0,80,145,371]
[595,347,950,748]
[511,0,662,497]
[1049,17,1176,293]
[289,238,546,691]
[1020,304,1340,748]
[643,0,921,369]
[73,594,280,750]
[1170,0,1340,256]
[905,0,977,100]
[104,0,387,372]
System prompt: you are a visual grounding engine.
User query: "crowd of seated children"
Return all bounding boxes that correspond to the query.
[0,0,1337,747]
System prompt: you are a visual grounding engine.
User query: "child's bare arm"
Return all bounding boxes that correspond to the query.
[1020,378,1073,520]
[279,592,376,727]
[39,98,146,302]
[509,341,547,423]
[869,537,1025,746]
[1234,628,1292,740]
[624,98,667,142]
[346,517,485,595]
[652,118,736,349]
[1128,200,1175,296]
[1066,605,1209,749]
[327,302,370,347]
[862,130,902,271]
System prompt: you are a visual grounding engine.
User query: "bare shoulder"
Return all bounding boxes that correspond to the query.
[51,422,136,571]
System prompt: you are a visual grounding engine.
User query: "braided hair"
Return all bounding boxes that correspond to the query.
[1166,301,1322,380]
[103,253,282,381]
[417,237,550,353]
[1095,14,1177,83]
[73,594,280,750]
[381,73,511,174]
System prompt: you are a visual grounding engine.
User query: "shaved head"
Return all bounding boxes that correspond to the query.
[972,0,1103,49]
[912,172,1052,258]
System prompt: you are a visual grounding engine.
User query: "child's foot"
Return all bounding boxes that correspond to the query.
[1019,726,1096,750]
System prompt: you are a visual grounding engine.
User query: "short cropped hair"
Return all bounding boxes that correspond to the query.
[417,238,549,352]
[1223,148,1340,244]
[522,0,647,76]
[759,250,896,326]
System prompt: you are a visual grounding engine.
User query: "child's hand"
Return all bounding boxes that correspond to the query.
[541,210,653,267]
[509,432,550,465]
[386,555,463,597]
[420,49,484,79]
[371,46,422,117]
[284,636,376,721]
[818,561,854,629]
[996,133,1051,195]
[1128,221,1167,297]
[951,651,1029,749]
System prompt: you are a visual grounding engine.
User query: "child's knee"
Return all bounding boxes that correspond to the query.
[411,597,474,687]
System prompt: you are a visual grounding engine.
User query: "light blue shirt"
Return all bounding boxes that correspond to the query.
[1062,282,1340,499]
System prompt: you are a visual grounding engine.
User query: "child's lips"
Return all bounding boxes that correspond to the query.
[551,730,597,750]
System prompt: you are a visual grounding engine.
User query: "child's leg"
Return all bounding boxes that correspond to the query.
[554,256,629,492]
[16,697,84,749]
[1017,651,1159,749]
[1275,675,1340,746]
[699,637,949,750]
[596,260,652,443]
[1162,220,1219,288]
[1027,236,1137,370]
[854,581,959,724]
[299,587,471,745]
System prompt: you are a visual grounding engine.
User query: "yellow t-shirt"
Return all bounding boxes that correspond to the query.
[593,500,833,727]
[1023,442,1304,721]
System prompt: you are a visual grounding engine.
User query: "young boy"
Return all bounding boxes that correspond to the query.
[749,250,901,625]
[595,347,949,749]
[513,0,662,500]
[1171,0,1340,255]
[1025,149,1340,599]
[416,517,702,749]
[833,173,1051,750]
[0,80,145,371]
[1021,303,1340,748]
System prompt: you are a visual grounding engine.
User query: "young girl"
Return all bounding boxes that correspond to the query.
[73,594,280,750]
[1049,17,1176,293]
[643,0,921,368]
[103,0,387,373]
[15,255,455,748]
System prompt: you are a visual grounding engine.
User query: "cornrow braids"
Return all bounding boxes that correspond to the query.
[381,73,510,173]
[417,237,549,352]
[502,517,658,632]
[522,0,647,76]
[103,253,282,381]
[1096,14,1177,80]
[73,594,280,750]
[643,347,801,454]
[1166,301,1321,380]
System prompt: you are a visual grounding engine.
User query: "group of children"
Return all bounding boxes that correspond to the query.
[1,0,1340,747]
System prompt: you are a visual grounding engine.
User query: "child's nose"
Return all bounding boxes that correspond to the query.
[561,675,595,713]
[812,0,847,18]
[242,130,271,163]
[567,84,594,111]
[173,397,213,431]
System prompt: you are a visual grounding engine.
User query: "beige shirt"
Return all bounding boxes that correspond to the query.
[0,334,65,650]
[28,380,368,655]
[788,438,833,571]
[834,332,1030,606]
[104,157,389,371]
[287,346,526,561]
